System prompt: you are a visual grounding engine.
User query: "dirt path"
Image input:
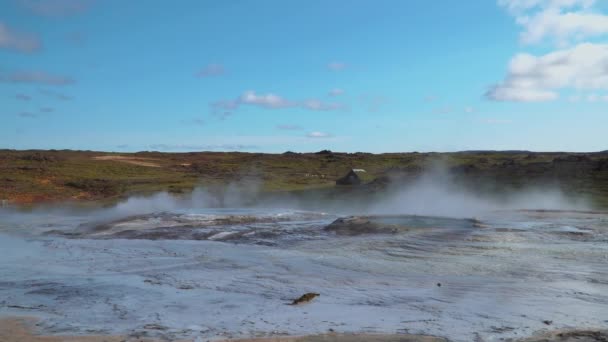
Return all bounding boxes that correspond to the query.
[93,155,162,167]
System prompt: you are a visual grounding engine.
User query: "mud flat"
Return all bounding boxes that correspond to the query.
[41,210,330,244]
[1,209,607,341]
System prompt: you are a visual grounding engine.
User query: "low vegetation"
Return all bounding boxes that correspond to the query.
[1,149,608,208]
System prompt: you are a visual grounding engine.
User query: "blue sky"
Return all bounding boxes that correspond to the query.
[1,0,607,153]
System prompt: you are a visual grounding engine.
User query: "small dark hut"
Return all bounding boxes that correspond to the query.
[336,169,364,186]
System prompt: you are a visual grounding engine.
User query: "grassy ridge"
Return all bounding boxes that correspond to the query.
[1,149,608,208]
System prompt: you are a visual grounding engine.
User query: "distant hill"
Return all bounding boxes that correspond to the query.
[453,150,533,154]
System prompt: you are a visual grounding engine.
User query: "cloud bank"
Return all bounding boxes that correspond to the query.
[487,43,608,101]
[489,0,608,102]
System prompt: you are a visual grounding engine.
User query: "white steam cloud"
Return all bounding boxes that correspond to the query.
[369,164,589,217]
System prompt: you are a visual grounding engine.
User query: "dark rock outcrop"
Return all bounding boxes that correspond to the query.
[324,216,409,236]
[289,293,320,305]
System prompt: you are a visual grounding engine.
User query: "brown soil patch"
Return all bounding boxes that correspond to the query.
[7,193,54,204]
[0,317,157,342]
[0,318,445,342]
[3,317,605,342]
[36,178,53,185]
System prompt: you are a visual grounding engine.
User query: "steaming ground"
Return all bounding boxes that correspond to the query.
[0,182,607,341]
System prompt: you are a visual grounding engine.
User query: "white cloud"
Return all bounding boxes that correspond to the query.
[306,131,332,138]
[302,99,345,111]
[518,9,608,45]
[209,100,238,120]
[568,92,608,102]
[586,93,600,102]
[481,118,514,124]
[18,111,38,119]
[276,124,302,130]
[211,91,346,116]
[328,88,344,96]
[486,86,558,102]
[327,62,348,71]
[432,106,453,114]
[0,22,41,53]
[359,94,390,112]
[15,94,31,101]
[489,0,608,101]
[181,118,205,126]
[239,91,292,108]
[486,43,608,101]
[0,70,75,85]
[590,93,608,101]
[18,0,94,17]
[499,0,608,45]
[195,64,225,78]
[498,0,594,13]
[39,88,73,100]
[465,106,475,113]
[149,144,258,151]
